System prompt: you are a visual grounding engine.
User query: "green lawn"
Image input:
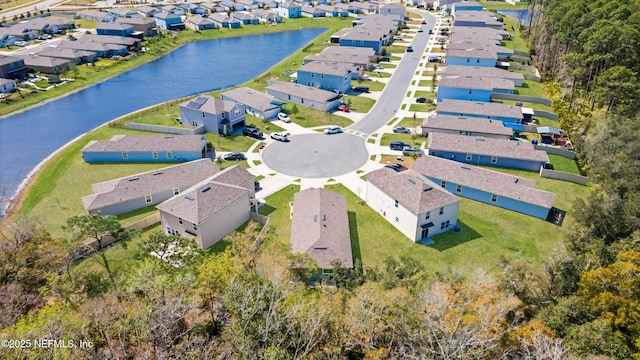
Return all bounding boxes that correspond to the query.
[547,154,581,175]
[343,94,376,113]
[364,70,391,78]
[285,105,353,128]
[409,103,436,112]
[384,45,408,54]
[397,116,425,129]
[479,0,529,11]
[514,80,547,98]
[492,98,553,113]
[414,91,437,99]
[495,15,531,53]
[353,80,385,92]
[380,133,423,147]
[418,80,437,87]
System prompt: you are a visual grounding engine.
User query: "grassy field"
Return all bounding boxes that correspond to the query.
[409,103,437,112]
[514,80,547,97]
[547,154,581,175]
[380,133,424,147]
[397,116,424,129]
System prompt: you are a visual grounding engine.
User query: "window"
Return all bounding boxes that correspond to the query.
[301,99,304,104]
[173,187,180,195]
[439,207,444,215]
[394,199,399,208]
[178,217,183,224]
[425,211,430,220]
[466,58,470,62]
[421,227,429,239]
[395,217,399,222]
[468,89,472,94]
[193,224,198,231]
[191,120,198,127]
[202,112,206,118]
[459,131,470,136]
[445,220,450,227]
[152,152,158,159]
[440,222,446,229]
[288,95,291,100]
[9,63,14,70]
[440,180,446,188]
[466,153,472,161]
[122,152,128,159]
[311,73,315,78]
[167,152,172,159]
[491,156,498,164]
[456,184,462,193]
[235,109,240,116]
[491,194,498,202]
[145,195,152,203]
[476,58,480,63]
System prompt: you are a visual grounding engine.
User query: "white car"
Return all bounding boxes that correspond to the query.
[324,126,343,135]
[360,74,371,81]
[277,112,291,123]
[270,132,289,142]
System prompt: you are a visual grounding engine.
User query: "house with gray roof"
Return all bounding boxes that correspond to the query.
[290,188,353,271]
[137,5,160,18]
[0,78,17,93]
[453,10,503,29]
[81,134,207,163]
[156,165,256,250]
[232,11,259,25]
[266,81,341,111]
[366,168,460,242]
[437,99,524,124]
[36,47,97,65]
[0,55,27,79]
[116,17,158,37]
[447,40,514,61]
[437,74,515,103]
[179,95,246,135]
[379,4,405,18]
[278,1,302,18]
[252,9,282,23]
[96,22,135,37]
[443,65,524,86]
[450,26,509,42]
[296,61,352,93]
[108,8,139,18]
[301,5,326,18]
[413,155,556,219]
[186,16,216,31]
[78,34,140,50]
[56,40,128,58]
[208,13,242,28]
[82,159,219,215]
[220,87,285,119]
[446,47,498,67]
[77,10,115,22]
[304,46,374,76]
[427,132,549,171]
[421,114,513,139]
[20,55,72,75]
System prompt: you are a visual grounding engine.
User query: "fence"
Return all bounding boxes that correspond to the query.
[510,64,538,73]
[523,74,542,82]
[534,144,577,159]
[540,168,588,185]
[250,212,270,252]
[124,212,161,231]
[513,50,530,57]
[533,110,559,121]
[126,123,205,135]
[491,93,551,106]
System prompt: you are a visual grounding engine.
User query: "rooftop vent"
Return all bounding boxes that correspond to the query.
[423,186,433,192]
[152,171,163,176]
[322,214,326,221]
[461,166,471,170]
[408,179,416,185]
[201,186,211,193]
[314,215,318,222]
[128,177,139,181]
[185,195,195,201]
[314,246,327,250]
[514,178,519,183]
[475,136,486,141]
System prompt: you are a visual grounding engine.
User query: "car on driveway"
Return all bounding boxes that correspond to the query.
[372,64,384,70]
[360,74,371,81]
[421,20,427,24]
[242,127,263,139]
[390,141,409,151]
[428,56,440,62]
[416,97,427,103]
[277,112,291,123]
[324,126,343,135]
[14,41,28,47]
[402,146,423,156]
[338,104,350,112]
[353,86,370,93]
[271,132,289,142]
[385,163,408,172]
[393,126,412,134]
[223,152,245,161]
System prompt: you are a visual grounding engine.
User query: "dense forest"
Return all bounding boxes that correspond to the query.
[1,0,640,358]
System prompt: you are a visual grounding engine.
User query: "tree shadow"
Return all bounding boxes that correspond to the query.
[428,220,483,252]
[347,211,362,263]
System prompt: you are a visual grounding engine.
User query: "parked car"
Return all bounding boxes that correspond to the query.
[402,146,423,156]
[416,97,427,103]
[277,112,291,123]
[385,163,408,172]
[390,141,409,151]
[324,126,343,135]
[417,27,423,32]
[338,104,350,112]
[223,152,245,161]
[372,64,384,70]
[242,127,263,139]
[406,46,414,52]
[14,41,28,47]
[421,20,427,24]
[270,132,289,142]
[393,126,412,134]
[393,35,404,40]
[353,86,370,93]
[360,74,371,81]
[428,56,440,62]
[380,56,390,62]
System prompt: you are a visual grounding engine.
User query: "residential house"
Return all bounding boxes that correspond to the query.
[447,40,513,61]
[220,87,285,119]
[237,0,260,10]
[36,47,97,65]
[208,13,242,28]
[349,2,378,14]
[296,61,352,93]
[81,135,207,163]
[77,10,116,22]
[154,11,186,30]
[257,0,278,10]
[413,155,556,220]
[20,55,72,75]
[437,74,514,103]
[379,4,405,18]
[232,12,260,25]
[181,3,208,15]
[179,95,246,135]
[22,17,76,34]
[0,26,38,43]
[220,0,243,11]
[0,55,27,79]
[442,65,524,86]
[334,15,398,53]
[186,16,216,31]
[199,2,220,14]
[453,10,504,29]
[304,46,374,78]
[366,168,460,242]
[82,159,219,215]
[278,1,302,18]
[108,8,139,19]
[450,26,509,42]
[156,165,256,250]
[302,6,326,18]
[445,47,498,67]
[116,18,159,37]
[316,5,348,17]
[421,114,513,139]
[96,22,135,37]
[77,34,141,51]
[335,3,362,15]
[290,188,353,272]
[451,0,483,13]
[436,99,524,124]
[266,81,341,111]
[0,78,17,93]
[56,40,128,58]
[137,5,160,18]
[427,132,550,171]
[161,5,186,16]
[252,9,283,23]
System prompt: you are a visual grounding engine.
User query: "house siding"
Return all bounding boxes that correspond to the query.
[339,38,383,54]
[265,88,339,112]
[437,87,492,103]
[446,56,496,67]
[82,149,204,163]
[427,150,546,171]
[89,188,177,215]
[422,127,512,140]
[179,103,245,134]
[436,110,521,124]
[296,70,351,93]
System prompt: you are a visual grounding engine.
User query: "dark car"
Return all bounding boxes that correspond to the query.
[385,163,408,172]
[416,97,428,103]
[390,141,409,151]
[242,127,263,139]
[428,56,440,62]
[223,152,245,161]
[406,46,414,52]
[353,86,370,93]
[380,56,390,62]
[393,126,412,134]
[402,146,423,156]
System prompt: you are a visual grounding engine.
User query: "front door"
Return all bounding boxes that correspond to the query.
[421,227,429,239]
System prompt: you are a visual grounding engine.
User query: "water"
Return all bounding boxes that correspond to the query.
[497,9,533,26]
[0,28,326,215]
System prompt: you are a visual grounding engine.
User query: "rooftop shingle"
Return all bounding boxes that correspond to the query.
[421,114,514,136]
[437,99,523,120]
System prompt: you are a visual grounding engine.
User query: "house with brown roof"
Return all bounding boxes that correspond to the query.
[82,159,219,215]
[304,46,375,75]
[421,114,513,139]
[436,99,524,124]
[266,81,341,111]
[20,55,72,75]
[220,87,285,119]
[179,95,246,135]
[36,47,97,65]
[0,55,27,80]
[413,155,556,219]
[366,168,460,242]
[290,188,353,271]
[156,165,256,249]
[81,134,207,163]
[116,17,158,37]
[427,132,550,171]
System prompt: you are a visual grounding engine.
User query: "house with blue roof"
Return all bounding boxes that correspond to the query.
[81,135,207,163]
[414,155,556,220]
[427,132,550,171]
[278,1,302,18]
[437,75,515,103]
[296,61,352,93]
[437,99,524,124]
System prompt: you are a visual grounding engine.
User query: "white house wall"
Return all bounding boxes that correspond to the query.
[199,193,252,249]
